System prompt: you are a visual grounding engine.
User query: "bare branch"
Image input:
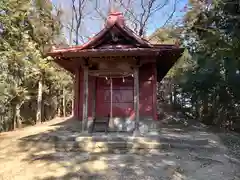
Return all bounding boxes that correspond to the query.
[141,0,146,11]
[162,0,177,27]
[69,1,74,45]
[94,0,107,21]
[119,0,140,22]
[139,0,157,36]
[149,0,169,16]
[123,0,132,17]
[71,0,87,45]
[118,0,173,36]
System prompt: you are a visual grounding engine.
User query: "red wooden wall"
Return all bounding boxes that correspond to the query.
[74,63,157,121]
[139,63,157,120]
[96,76,134,117]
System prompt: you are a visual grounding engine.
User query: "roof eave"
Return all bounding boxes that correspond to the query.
[48,47,183,58]
[156,48,184,81]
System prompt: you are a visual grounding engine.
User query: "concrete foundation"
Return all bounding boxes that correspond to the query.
[87,116,160,134]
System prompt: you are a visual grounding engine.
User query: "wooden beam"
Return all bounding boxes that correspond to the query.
[74,71,80,119]
[152,63,157,121]
[136,56,141,66]
[83,57,89,66]
[110,77,113,120]
[82,66,89,132]
[134,66,140,133]
[92,77,97,119]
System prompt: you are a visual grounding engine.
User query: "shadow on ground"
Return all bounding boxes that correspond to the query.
[3,115,238,180]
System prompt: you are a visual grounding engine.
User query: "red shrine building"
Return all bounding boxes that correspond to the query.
[48,12,183,132]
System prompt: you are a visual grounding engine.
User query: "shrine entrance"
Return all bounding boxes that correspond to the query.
[96,76,134,118]
[89,58,137,131]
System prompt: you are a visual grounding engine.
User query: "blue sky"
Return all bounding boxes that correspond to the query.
[52,0,188,44]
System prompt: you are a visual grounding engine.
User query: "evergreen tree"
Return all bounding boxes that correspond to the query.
[0,0,72,131]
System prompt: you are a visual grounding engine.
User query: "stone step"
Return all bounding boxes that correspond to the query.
[54,137,217,153]
[21,133,213,154]
[54,134,209,146]
[90,124,108,132]
[151,136,209,146]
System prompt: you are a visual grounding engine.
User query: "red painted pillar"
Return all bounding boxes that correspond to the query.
[74,70,81,120]
[82,66,89,130]
[134,66,140,132]
[152,63,158,121]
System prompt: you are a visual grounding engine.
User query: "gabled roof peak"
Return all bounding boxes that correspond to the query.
[106,11,125,28]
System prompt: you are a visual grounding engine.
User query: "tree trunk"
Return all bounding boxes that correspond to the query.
[202,95,211,125]
[57,107,61,117]
[15,103,21,128]
[12,102,21,129]
[173,85,177,106]
[8,109,13,130]
[62,88,66,117]
[71,90,74,117]
[36,76,43,123]
[12,105,16,130]
[195,97,200,119]
[71,76,75,117]
[57,96,62,117]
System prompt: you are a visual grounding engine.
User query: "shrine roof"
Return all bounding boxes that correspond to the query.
[48,11,184,81]
[48,11,182,57]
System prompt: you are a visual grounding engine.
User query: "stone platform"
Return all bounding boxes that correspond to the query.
[86,116,160,133]
[29,131,210,154]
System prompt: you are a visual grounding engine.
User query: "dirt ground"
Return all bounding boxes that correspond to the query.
[0,117,240,180]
